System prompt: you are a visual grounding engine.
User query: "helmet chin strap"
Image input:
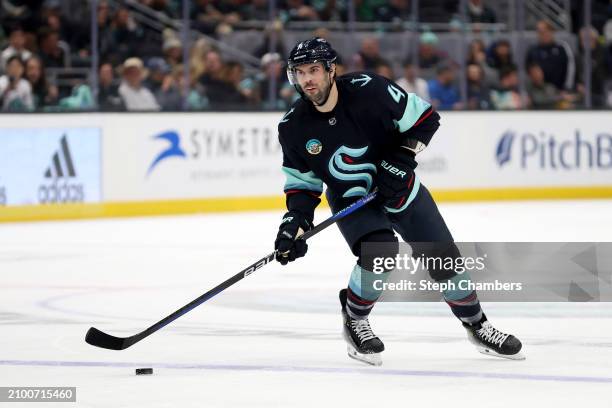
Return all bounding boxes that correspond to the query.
[312,71,335,107]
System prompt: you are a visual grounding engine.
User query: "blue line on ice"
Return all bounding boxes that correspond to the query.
[1,360,611,384]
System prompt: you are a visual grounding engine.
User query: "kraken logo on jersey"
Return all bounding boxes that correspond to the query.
[328,146,377,198]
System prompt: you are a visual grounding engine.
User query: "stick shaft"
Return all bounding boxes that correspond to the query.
[85,191,377,350]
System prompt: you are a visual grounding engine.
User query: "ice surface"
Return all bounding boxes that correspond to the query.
[1,200,611,407]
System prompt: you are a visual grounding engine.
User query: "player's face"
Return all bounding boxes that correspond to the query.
[294,62,332,105]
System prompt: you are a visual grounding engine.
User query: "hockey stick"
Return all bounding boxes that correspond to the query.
[85,191,377,350]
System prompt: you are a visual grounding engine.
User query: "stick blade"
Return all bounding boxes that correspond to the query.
[85,327,128,350]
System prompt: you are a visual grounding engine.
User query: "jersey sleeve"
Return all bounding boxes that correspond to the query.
[369,74,440,146]
[278,126,322,222]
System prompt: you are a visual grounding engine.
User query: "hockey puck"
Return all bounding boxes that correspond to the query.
[135,368,153,375]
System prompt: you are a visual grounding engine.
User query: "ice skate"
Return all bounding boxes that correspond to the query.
[463,314,525,360]
[339,289,384,366]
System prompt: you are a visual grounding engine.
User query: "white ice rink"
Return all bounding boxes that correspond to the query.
[1,199,611,407]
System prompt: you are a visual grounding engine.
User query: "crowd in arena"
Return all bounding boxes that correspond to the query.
[0,0,611,112]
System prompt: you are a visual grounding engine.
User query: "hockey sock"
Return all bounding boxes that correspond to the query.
[346,264,390,319]
[441,272,483,324]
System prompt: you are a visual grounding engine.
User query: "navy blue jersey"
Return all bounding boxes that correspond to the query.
[278,71,438,220]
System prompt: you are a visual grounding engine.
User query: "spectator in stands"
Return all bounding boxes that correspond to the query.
[418,32,448,77]
[490,66,522,110]
[467,39,486,63]
[526,20,575,90]
[40,3,88,67]
[156,65,208,111]
[375,60,394,80]
[396,60,430,101]
[118,57,160,111]
[198,48,243,108]
[206,65,247,108]
[486,39,515,81]
[375,0,410,24]
[38,27,66,68]
[199,49,226,99]
[257,52,294,110]
[427,64,461,110]
[576,26,608,108]
[191,0,224,36]
[202,49,224,81]
[39,3,76,51]
[526,63,566,109]
[465,0,496,24]
[467,39,496,86]
[0,55,33,111]
[189,37,212,83]
[466,63,491,109]
[97,1,117,64]
[144,57,171,94]
[355,0,387,22]
[312,0,347,21]
[162,37,183,69]
[97,1,113,28]
[24,56,58,110]
[216,0,245,28]
[98,62,124,111]
[110,7,144,62]
[225,60,258,106]
[353,37,385,71]
[242,0,269,21]
[1,27,32,71]
[209,60,251,108]
[281,0,319,22]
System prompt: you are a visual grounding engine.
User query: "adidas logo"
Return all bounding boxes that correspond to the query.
[38,135,85,204]
[44,135,76,179]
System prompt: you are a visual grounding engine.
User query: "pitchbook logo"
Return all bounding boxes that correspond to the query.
[495,129,612,170]
[38,135,84,203]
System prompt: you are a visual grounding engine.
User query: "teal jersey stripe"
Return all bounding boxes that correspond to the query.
[282,166,324,193]
[393,93,432,133]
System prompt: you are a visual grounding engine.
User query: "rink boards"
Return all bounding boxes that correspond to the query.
[0,111,610,221]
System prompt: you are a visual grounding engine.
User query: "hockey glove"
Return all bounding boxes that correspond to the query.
[275,211,313,265]
[376,150,418,212]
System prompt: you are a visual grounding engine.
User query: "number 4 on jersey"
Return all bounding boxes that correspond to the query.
[387,84,405,104]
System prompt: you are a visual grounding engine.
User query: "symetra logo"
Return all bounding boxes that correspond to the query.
[147,130,187,176]
[38,135,84,203]
[495,129,612,170]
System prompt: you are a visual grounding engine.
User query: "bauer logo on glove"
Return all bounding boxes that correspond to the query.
[275,210,313,265]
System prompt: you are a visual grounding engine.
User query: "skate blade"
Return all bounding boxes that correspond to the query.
[475,346,526,360]
[347,345,382,366]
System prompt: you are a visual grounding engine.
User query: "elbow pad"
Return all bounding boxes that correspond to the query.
[401,110,440,147]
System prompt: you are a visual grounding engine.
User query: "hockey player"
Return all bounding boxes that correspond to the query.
[274,38,524,365]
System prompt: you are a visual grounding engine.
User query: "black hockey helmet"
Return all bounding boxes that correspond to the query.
[286,37,338,88]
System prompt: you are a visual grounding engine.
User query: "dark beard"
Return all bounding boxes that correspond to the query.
[307,79,331,105]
